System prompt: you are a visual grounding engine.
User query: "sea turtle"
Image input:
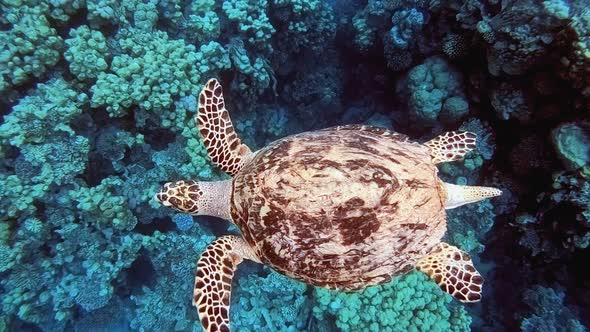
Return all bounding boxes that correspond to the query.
[155,78,502,332]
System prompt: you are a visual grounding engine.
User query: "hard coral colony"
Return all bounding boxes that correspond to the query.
[0,1,589,332]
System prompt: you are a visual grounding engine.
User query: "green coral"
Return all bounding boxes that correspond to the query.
[550,173,590,249]
[273,0,336,54]
[182,127,219,179]
[68,177,138,231]
[402,56,468,124]
[183,0,221,43]
[313,271,472,331]
[131,231,215,331]
[232,269,308,331]
[91,28,229,117]
[521,285,586,332]
[352,9,377,51]
[447,200,497,255]
[64,25,110,81]
[21,136,89,186]
[222,0,276,51]
[85,0,158,29]
[0,182,151,326]
[46,0,86,23]
[0,243,18,273]
[0,77,87,147]
[0,3,63,92]
[0,222,10,245]
[0,78,88,220]
[552,122,590,178]
[229,39,274,93]
[555,2,590,100]
[0,173,48,220]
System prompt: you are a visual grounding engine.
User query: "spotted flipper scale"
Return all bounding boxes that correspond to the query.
[416,242,483,302]
[425,131,477,164]
[197,79,252,176]
[193,236,259,332]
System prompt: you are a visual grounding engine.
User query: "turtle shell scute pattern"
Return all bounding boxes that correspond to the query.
[231,125,447,290]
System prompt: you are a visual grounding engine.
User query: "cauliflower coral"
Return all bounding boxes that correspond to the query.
[313,271,472,332]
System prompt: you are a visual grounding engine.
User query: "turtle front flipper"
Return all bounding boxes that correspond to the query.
[425,131,477,164]
[197,78,253,176]
[416,242,483,303]
[194,235,259,332]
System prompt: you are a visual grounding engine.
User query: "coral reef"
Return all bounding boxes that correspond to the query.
[313,271,471,332]
[1,0,589,331]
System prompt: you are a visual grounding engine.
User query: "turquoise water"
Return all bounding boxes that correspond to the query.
[0,1,589,331]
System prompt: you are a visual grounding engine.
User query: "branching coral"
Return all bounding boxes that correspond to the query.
[489,81,533,122]
[515,171,590,258]
[228,38,275,94]
[382,2,454,72]
[272,0,337,54]
[69,176,138,231]
[521,285,586,332]
[222,0,276,52]
[131,230,215,331]
[0,78,88,219]
[557,3,590,103]
[64,25,110,81]
[472,0,568,76]
[352,9,378,51]
[85,0,159,29]
[0,77,87,147]
[91,28,229,117]
[181,0,221,43]
[549,173,590,249]
[446,200,497,255]
[313,271,472,331]
[0,180,149,327]
[20,135,89,187]
[232,269,309,331]
[439,118,496,181]
[0,2,63,93]
[281,57,343,128]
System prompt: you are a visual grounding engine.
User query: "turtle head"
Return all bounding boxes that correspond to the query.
[155,180,202,214]
[155,180,233,220]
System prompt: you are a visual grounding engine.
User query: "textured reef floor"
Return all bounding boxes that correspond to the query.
[1,0,589,331]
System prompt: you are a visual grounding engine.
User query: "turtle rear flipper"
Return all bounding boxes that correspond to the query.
[425,131,477,164]
[194,236,259,332]
[416,242,483,303]
[197,78,253,176]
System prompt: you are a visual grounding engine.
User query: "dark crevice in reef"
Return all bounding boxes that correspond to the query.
[84,154,115,187]
[480,215,528,331]
[197,216,234,238]
[135,216,176,236]
[141,127,177,152]
[127,251,158,291]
